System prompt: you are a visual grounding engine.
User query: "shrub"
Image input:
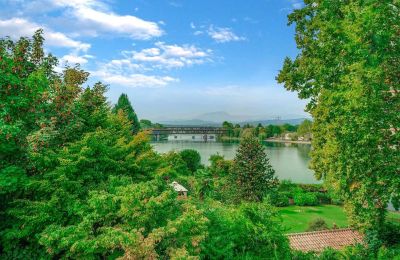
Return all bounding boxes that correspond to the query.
[294,192,319,206]
[307,218,328,231]
[179,149,202,173]
[271,191,290,207]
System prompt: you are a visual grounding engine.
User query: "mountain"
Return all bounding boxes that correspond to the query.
[158,119,220,127]
[239,118,309,126]
[194,111,251,123]
[158,118,310,127]
[157,111,311,126]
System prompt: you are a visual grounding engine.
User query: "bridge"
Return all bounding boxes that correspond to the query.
[150,127,227,141]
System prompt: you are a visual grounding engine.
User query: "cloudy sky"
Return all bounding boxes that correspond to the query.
[0,0,309,121]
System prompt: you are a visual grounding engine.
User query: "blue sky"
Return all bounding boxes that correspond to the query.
[0,0,308,121]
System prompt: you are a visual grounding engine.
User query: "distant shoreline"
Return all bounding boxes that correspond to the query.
[265,139,311,144]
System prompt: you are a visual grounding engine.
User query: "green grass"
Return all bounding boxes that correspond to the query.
[278,205,348,233]
[278,205,400,233]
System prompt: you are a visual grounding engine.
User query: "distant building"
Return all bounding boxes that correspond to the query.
[287,228,364,252]
[170,181,188,198]
[167,134,216,142]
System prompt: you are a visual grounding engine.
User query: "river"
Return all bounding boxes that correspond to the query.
[152,141,318,184]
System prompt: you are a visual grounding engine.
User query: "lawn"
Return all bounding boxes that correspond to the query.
[278,205,400,233]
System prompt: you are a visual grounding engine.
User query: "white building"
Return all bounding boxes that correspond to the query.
[167,134,216,142]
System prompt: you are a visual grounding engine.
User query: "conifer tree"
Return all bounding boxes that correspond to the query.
[232,135,277,202]
[113,93,140,134]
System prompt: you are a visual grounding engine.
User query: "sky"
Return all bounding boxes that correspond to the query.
[0,0,309,121]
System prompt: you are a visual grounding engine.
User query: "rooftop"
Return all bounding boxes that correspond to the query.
[287,228,364,252]
[170,181,188,192]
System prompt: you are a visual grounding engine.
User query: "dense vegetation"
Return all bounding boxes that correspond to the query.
[277,0,399,233]
[221,119,312,141]
[0,31,291,259]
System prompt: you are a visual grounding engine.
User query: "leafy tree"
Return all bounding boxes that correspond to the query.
[232,135,277,202]
[179,149,202,173]
[201,202,290,259]
[113,93,140,134]
[277,1,399,230]
[297,119,313,139]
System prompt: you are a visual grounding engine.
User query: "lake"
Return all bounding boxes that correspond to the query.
[152,141,318,184]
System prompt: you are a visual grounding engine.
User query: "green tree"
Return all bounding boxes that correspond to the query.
[179,149,202,173]
[277,1,399,230]
[201,202,290,259]
[113,93,140,134]
[232,135,277,202]
[297,119,313,137]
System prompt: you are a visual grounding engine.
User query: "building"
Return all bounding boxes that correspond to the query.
[287,228,364,252]
[167,134,216,142]
[170,181,188,198]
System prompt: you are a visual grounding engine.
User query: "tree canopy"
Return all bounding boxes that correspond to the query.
[277,0,399,230]
[113,93,140,134]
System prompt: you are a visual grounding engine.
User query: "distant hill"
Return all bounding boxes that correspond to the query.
[239,118,309,126]
[158,118,310,127]
[159,119,221,127]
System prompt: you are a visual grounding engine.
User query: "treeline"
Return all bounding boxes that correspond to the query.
[221,119,312,141]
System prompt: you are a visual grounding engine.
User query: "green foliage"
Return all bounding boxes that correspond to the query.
[232,135,277,202]
[294,192,319,206]
[201,201,291,259]
[306,218,328,232]
[113,93,140,134]
[277,0,400,230]
[297,119,313,139]
[179,149,202,173]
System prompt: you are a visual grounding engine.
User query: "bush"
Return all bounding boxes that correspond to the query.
[294,192,319,206]
[307,218,328,231]
[179,149,202,173]
[271,191,290,207]
[316,192,331,204]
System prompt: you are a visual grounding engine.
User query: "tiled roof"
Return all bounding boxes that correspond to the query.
[170,181,188,192]
[287,228,364,252]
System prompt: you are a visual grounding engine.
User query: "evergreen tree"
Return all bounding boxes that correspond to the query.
[113,93,140,134]
[232,135,277,202]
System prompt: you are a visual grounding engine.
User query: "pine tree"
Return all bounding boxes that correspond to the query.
[232,135,277,202]
[113,93,140,134]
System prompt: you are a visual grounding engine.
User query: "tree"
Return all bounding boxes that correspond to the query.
[232,135,277,202]
[277,1,399,230]
[179,149,202,173]
[113,93,140,134]
[297,119,313,137]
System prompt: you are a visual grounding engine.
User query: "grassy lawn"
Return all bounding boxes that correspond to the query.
[278,205,400,233]
[278,205,348,233]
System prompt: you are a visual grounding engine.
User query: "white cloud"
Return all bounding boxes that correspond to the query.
[0,18,90,51]
[93,68,178,88]
[54,0,163,39]
[207,25,245,43]
[129,42,212,69]
[59,54,94,65]
[91,42,211,88]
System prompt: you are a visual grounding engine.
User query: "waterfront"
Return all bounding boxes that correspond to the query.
[152,141,318,184]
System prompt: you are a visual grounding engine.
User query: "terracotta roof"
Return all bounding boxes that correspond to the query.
[170,181,188,192]
[287,228,363,252]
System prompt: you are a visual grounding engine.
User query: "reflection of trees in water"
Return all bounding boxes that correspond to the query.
[296,144,311,160]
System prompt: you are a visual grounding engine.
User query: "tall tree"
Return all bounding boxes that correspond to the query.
[277,1,399,230]
[232,135,277,202]
[113,93,140,134]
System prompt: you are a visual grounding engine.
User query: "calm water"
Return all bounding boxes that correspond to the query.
[152,141,318,184]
